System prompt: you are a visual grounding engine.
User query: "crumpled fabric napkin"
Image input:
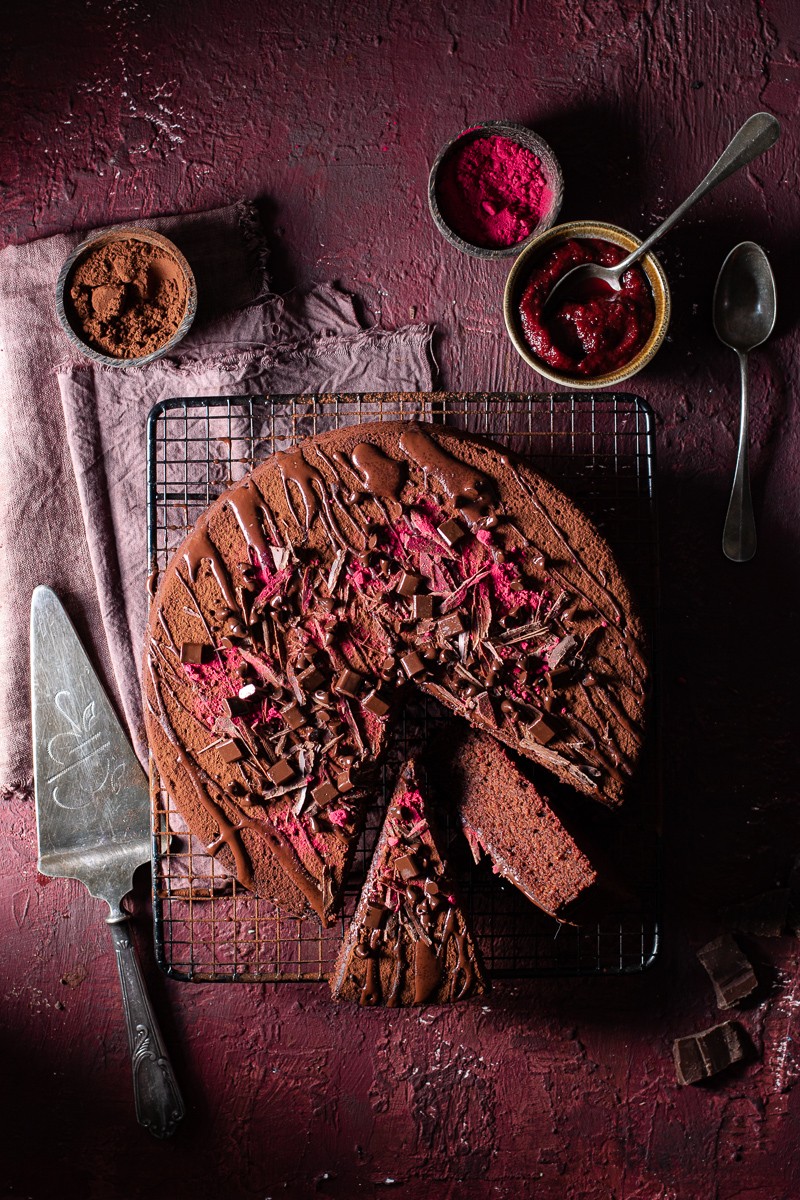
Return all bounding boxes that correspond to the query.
[0,201,434,794]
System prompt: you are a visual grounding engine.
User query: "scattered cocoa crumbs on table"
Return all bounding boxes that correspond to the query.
[66,237,188,359]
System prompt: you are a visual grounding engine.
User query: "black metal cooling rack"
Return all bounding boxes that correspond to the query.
[146,393,660,982]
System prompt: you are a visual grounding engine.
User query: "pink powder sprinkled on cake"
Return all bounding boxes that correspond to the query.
[437,133,552,250]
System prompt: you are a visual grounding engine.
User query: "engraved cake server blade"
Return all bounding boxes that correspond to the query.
[31,585,185,1139]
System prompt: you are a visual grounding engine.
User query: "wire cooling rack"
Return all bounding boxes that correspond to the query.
[147,393,660,982]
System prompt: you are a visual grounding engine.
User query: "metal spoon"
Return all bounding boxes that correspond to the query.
[542,113,780,313]
[713,242,776,562]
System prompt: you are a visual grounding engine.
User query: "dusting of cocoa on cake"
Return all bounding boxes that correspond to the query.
[66,237,188,359]
[143,419,649,925]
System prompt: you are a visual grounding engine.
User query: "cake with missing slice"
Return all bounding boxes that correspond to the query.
[330,759,487,1005]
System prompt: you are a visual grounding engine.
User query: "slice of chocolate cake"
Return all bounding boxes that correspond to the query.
[432,729,599,922]
[330,759,487,1005]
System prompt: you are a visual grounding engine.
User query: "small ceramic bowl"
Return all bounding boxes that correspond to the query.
[55,226,197,367]
[428,121,564,260]
[503,220,671,389]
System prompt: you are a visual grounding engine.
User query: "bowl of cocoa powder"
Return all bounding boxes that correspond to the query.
[428,121,564,259]
[56,227,196,366]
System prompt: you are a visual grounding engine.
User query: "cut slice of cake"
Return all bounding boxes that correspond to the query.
[330,759,488,1005]
[430,728,600,922]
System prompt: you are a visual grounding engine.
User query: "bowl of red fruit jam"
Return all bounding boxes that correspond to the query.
[503,220,670,388]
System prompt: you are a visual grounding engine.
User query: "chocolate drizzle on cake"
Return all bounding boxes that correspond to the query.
[143,419,648,924]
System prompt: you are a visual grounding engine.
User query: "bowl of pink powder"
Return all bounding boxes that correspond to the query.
[428,122,564,258]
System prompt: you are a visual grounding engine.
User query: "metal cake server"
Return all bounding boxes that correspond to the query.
[31,585,185,1139]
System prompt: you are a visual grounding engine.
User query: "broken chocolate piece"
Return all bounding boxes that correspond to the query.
[281,702,308,730]
[473,691,498,727]
[412,593,435,620]
[222,696,249,718]
[397,571,422,597]
[697,934,758,1009]
[336,768,356,793]
[395,853,421,881]
[527,715,556,746]
[364,903,387,931]
[267,758,295,786]
[548,635,578,669]
[362,690,391,717]
[437,518,465,547]
[298,665,325,692]
[312,781,338,807]
[179,642,207,665]
[438,612,466,639]
[400,650,425,679]
[334,668,364,698]
[218,738,244,763]
[673,1021,748,1086]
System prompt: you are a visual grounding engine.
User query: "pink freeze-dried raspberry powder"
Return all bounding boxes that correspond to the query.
[436,132,552,250]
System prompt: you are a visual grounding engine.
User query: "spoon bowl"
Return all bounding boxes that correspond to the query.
[712,241,777,352]
[714,241,777,563]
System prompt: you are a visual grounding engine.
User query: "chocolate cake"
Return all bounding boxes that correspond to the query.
[330,759,487,1005]
[431,728,599,920]
[143,418,647,924]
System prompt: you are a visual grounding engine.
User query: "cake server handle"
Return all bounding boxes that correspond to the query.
[107,914,186,1138]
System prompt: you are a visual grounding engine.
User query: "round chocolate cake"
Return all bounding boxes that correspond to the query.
[143,420,648,925]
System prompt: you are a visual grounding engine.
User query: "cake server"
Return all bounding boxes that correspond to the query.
[31,585,185,1139]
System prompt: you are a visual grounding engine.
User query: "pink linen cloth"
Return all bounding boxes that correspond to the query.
[0,201,434,793]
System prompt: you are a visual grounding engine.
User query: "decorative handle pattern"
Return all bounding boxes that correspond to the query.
[108,918,186,1138]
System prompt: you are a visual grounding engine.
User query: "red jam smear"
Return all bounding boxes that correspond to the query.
[518,237,656,377]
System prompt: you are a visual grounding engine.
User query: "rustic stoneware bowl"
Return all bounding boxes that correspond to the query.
[55,226,197,368]
[503,219,671,389]
[428,121,564,260]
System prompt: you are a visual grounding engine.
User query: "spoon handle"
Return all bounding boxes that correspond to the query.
[722,349,757,562]
[617,113,780,274]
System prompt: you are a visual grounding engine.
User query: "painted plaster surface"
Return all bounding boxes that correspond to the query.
[1,1,800,1196]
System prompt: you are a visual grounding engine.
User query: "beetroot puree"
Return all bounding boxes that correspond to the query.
[519,238,655,377]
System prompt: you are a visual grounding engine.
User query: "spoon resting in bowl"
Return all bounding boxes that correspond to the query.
[542,112,780,315]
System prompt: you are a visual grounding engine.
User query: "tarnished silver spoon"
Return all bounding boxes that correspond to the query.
[714,241,777,563]
[542,112,780,313]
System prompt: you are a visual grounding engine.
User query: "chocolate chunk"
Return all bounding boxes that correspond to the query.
[281,702,308,730]
[528,716,556,745]
[365,903,387,931]
[312,781,338,807]
[179,642,207,664]
[267,758,295,786]
[412,594,435,620]
[438,612,466,639]
[336,768,356,793]
[222,697,249,718]
[270,545,290,570]
[437,518,465,547]
[334,668,364,698]
[397,571,423,597]
[673,1021,748,1086]
[362,689,391,717]
[548,635,578,669]
[218,738,244,763]
[473,691,498,728]
[298,665,325,692]
[400,650,425,679]
[697,934,758,1009]
[395,853,421,881]
[424,879,441,896]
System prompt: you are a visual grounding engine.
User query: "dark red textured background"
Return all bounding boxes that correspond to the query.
[2,2,800,1197]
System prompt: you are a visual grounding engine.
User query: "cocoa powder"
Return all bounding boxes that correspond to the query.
[66,237,188,359]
